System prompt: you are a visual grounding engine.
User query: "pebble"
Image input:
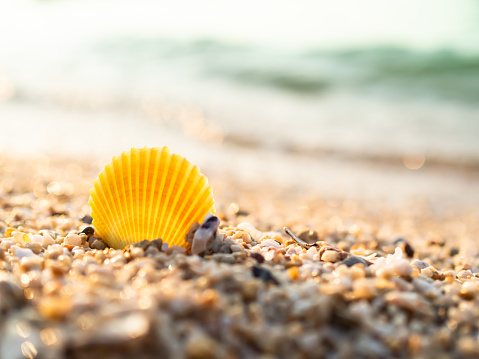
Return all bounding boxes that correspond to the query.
[252,265,280,285]
[26,242,43,254]
[411,259,430,270]
[64,233,82,246]
[321,250,341,263]
[41,232,55,245]
[13,247,37,259]
[91,239,107,250]
[30,234,44,243]
[185,331,219,359]
[340,256,369,267]
[260,238,281,249]
[191,215,220,255]
[230,244,244,252]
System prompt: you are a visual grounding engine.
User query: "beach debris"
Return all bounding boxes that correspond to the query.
[284,227,318,247]
[252,265,280,285]
[190,214,220,255]
[88,146,215,249]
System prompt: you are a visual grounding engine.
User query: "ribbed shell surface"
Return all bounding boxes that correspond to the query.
[88,147,215,249]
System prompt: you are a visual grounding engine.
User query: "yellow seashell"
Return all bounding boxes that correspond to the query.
[88,146,215,249]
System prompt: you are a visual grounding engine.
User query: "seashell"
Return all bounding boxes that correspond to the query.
[88,146,215,249]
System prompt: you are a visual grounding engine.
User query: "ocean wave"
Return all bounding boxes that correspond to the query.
[94,37,479,102]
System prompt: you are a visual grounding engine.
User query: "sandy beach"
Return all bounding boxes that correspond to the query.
[1,154,479,359]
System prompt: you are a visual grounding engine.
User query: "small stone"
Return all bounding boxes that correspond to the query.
[340,256,368,267]
[288,266,300,280]
[391,259,413,278]
[394,238,415,258]
[81,215,93,224]
[241,280,259,300]
[145,246,160,257]
[411,260,430,270]
[64,234,82,246]
[91,239,107,250]
[230,244,244,252]
[130,247,145,258]
[250,252,265,264]
[191,215,220,255]
[449,248,459,256]
[30,234,44,243]
[252,265,279,285]
[185,331,219,359]
[161,242,169,252]
[26,242,43,255]
[133,240,151,249]
[170,245,187,254]
[79,226,95,237]
[13,247,37,259]
[321,250,341,263]
[41,232,55,245]
[149,238,163,249]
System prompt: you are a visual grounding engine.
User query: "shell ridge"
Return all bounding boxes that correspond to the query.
[140,148,151,241]
[162,162,197,242]
[156,155,183,243]
[90,172,121,242]
[97,170,126,240]
[146,147,162,240]
[114,155,133,245]
[122,152,134,242]
[131,148,141,242]
[104,161,129,242]
[151,147,172,242]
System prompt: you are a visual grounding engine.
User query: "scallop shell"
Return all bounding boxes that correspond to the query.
[88,146,215,249]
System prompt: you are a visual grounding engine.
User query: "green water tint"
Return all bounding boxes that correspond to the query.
[95,38,479,102]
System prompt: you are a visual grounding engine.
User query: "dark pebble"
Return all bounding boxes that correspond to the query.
[199,216,220,233]
[450,248,460,256]
[252,265,279,285]
[91,239,107,250]
[80,226,95,237]
[236,210,250,217]
[81,215,93,224]
[394,238,415,258]
[149,238,163,249]
[133,240,152,249]
[249,252,265,264]
[339,256,368,267]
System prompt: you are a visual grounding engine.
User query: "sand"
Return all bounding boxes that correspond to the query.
[1,155,479,359]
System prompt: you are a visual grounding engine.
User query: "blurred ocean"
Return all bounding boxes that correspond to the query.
[1,0,479,205]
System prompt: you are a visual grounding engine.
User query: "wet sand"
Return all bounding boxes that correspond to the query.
[1,155,479,358]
